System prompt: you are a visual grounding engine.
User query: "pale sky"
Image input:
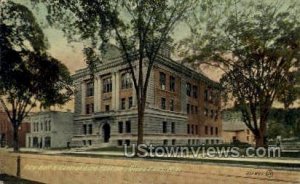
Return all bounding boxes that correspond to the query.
[10,0,299,111]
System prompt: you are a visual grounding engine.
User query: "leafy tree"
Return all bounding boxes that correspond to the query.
[181,0,300,147]
[32,0,196,149]
[0,1,73,152]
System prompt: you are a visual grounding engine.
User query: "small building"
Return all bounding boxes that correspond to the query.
[222,120,255,145]
[0,110,30,148]
[26,111,73,149]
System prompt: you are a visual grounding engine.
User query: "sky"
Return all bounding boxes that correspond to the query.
[9,0,299,111]
[9,0,192,112]
[13,0,191,74]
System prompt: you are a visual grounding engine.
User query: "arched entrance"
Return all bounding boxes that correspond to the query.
[102,123,110,143]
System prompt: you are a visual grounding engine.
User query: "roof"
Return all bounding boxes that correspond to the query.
[222,120,248,131]
[73,45,221,88]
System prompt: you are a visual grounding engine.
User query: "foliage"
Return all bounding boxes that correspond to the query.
[32,0,197,147]
[0,1,73,151]
[182,0,300,146]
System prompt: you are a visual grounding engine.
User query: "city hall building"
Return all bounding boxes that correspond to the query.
[71,46,222,147]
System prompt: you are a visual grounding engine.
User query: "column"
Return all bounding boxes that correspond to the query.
[81,82,86,114]
[132,88,137,107]
[115,72,120,110]
[94,77,99,112]
[99,78,102,111]
[111,73,116,110]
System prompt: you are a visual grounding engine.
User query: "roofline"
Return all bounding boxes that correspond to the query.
[73,53,221,88]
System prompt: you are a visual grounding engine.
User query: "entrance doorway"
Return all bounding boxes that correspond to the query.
[102,123,110,143]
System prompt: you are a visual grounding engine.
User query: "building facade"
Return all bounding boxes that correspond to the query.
[26,111,74,148]
[71,48,222,147]
[0,110,30,148]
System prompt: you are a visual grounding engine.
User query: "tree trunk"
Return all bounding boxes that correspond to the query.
[136,98,146,155]
[13,124,19,152]
[255,134,265,147]
[255,119,267,148]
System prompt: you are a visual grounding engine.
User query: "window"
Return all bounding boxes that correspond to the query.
[83,140,86,146]
[195,125,198,134]
[210,127,214,135]
[121,98,126,110]
[44,121,47,131]
[118,122,123,133]
[48,120,51,131]
[191,105,194,114]
[172,139,176,145]
[40,122,43,131]
[195,106,198,114]
[210,110,214,118]
[125,121,131,133]
[161,98,166,110]
[83,124,87,135]
[36,123,39,132]
[192,85,198,98]
[215,127,218,136]
[159,72,166,90]
[191,125,194,134]
[187,104,190,114]
[162,121,167,133]
[215,110,218,120]
[204,108,208,116]
[186,82,191,96]
[91,103,94,113]
[204,89,208,101]
[103,77,112,93]
[88,140,92,146]
[118,140,123,146]
[88,124,93,134]
[205,126,208,135]
[86,82,94,97]
[105,105,110,112]
[125,140,130,146]
[170,76,175,92]
[170,99,174,111]
[163,139,168,146]
[128,97,133,108]
[86,104,90,114]
[187,124,190,134]
[171,122,175,133]
[121,72,132,89]
[85,104,94,114]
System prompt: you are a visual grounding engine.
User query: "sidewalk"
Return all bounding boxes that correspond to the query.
[2,148,299,167]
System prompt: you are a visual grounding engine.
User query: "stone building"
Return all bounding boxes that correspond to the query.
[71,46,222,147]
[26,111,73,148]
[0,110,30,148]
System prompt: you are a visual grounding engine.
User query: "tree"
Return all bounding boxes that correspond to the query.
[181,0,300,147]
[33,0,196,150]
[0,1,73,152]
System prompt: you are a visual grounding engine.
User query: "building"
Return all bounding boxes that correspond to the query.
[222,111,255,145]
[0,110,30,148]
[71,46,222,147]
[26,111,74,148]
